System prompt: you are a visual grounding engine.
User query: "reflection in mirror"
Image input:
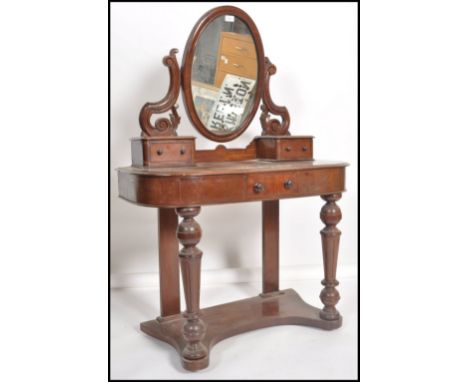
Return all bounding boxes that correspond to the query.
[191,15,258,136]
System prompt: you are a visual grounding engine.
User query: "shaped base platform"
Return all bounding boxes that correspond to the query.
[140,288,342,371]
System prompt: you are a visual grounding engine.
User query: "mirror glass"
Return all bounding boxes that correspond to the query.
[191,15,258,136]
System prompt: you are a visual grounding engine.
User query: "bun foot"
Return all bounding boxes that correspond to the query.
[181,354,209,371]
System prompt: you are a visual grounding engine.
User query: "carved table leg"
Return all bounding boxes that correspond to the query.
[319,193,342,321]
[176,207,208,370]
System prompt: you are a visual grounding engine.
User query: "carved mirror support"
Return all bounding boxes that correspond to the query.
[139,48,181,137]
[260,57,291,136]
[137,8,294,142]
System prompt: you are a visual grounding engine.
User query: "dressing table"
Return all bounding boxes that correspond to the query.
[117,6,348,372]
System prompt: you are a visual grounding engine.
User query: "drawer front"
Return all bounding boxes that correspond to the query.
[217,54,257,78]
[278,139,313,160]
[246,172,300,200]
[147,141,193,165]
[221,37,256,59]
[246,168,344,201]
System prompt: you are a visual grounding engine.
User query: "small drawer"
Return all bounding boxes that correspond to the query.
[256,136,314,161]
[131,137,195,167]
[278,139,312,160]
[148,142,192,164]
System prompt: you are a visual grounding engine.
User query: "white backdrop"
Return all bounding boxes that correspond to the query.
[4,1,468,381]
[110,2,357,288]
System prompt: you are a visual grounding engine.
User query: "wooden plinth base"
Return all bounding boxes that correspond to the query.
[140,288,342,371]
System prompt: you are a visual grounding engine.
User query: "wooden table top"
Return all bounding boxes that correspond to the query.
[117,159,349,177]
[117,159,348,207]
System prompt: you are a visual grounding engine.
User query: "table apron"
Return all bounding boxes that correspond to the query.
[118,167,345,208]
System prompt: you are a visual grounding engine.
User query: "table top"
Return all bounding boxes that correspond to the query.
[118,159,349,177]
[117,159,348,208]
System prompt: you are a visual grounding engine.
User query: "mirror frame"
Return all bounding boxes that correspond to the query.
[181,6,265,142]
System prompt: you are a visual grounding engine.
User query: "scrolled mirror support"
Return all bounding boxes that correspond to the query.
[260,57,290,136]
[139,48,181,137]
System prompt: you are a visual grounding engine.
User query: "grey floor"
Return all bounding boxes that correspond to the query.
[111,278,358,380]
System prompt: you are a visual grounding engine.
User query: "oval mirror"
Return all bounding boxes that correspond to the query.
[182,6,265,142]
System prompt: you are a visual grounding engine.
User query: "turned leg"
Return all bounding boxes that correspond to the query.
[262,200,279,294]
[176,207,208,363]
[319,193,342,321]
[158,208,180,317]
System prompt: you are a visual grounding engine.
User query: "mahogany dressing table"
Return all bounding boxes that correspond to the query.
[117,6,348,372]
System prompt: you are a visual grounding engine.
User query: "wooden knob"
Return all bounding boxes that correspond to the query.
[156,149,163,156]
[285,146,292,152]
[302,146,308,152]
[253,183,264,193]
[284,180,293,189]
[180,147,186,155]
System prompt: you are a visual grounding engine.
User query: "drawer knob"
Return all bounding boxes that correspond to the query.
[253,183,264,193]
[285,146,292,152]
[156,149,163,156]
[284,180,293,189]
[180,148,186,155]
[302,146,308,152]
